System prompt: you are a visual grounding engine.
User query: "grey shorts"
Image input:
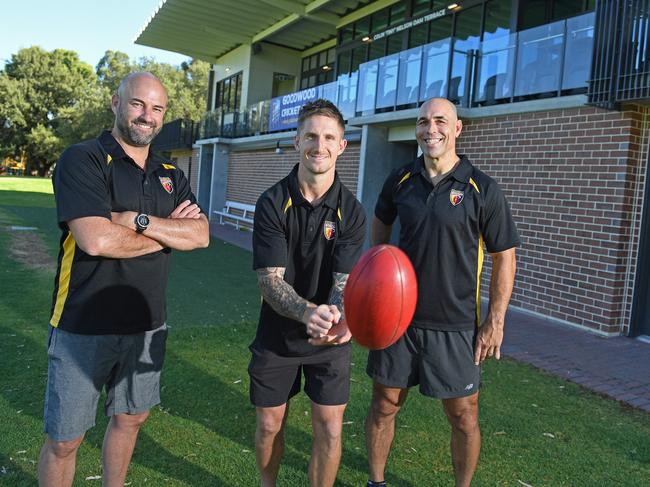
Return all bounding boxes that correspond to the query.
[366,327,481,399]
[44,324,167,442]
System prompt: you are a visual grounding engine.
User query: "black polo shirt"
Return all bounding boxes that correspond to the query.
[50,130,198,335]
[375,155,519,331]
[252,164,367,356]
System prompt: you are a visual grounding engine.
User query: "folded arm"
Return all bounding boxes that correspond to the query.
[69,216,164,258]
[111,200,210,251]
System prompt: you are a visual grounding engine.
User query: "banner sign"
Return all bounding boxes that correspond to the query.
[268,87,319,132]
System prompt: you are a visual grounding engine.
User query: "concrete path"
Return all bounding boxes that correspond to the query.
[501,307,650,412]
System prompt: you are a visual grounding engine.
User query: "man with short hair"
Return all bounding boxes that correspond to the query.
[249,99,366,487]
[364,98,519,487]
[38,72,209,487]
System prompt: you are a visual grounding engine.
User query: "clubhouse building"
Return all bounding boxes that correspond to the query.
[137,0,650,339]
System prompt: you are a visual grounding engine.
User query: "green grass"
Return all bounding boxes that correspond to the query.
[1,180,650,486]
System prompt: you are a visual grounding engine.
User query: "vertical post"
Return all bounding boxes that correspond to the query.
[510,31,519,103]
[445,37,455,100]
[557,18,568,97]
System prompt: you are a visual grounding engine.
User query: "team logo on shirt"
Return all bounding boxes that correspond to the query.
[323,221,336,240]
[159,176,174,194]
[450,189,464,206]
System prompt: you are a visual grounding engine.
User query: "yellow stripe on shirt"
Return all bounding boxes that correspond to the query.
[50,232,76,327]
[469,177,480,193]
[476,235,484,327]
[283,197,293,213]
[398,171,412,186]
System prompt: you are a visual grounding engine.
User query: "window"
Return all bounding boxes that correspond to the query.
[483,0,512,41]
[273,73,295,97]
[389,3,406,26]
[518,0,593,30]
[300,47,337,89]
[413,0,433,18]
[214,71,242,112]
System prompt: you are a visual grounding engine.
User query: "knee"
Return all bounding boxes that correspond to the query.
[46,436,84,459]
[113,411,150,430]
[312,417,342,445]
[257,415,284,438]
[446,407,479,434]
[370,397,401,424]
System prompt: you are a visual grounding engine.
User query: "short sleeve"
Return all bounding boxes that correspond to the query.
[481,183,520,253]
[374,169,401,225]
[173,168,199,209]
[252,193,288,270]
[332,202,367,274]
[53,145,111,227]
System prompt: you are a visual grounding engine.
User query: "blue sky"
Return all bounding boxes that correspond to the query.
[2,0,190,68]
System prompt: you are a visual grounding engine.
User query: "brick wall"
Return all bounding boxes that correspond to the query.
[226,143,361,205]
[171,148,200,193]
[217,107,650,335]
[458,105,650,334]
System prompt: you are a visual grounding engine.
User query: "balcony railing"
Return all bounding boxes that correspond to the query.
[152,118,198,152]
[200,12,595,140]
[589,0,650,108]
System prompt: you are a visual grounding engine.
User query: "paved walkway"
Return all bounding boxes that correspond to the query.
[210,223,650,413]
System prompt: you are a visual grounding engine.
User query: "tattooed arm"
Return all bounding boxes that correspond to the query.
[256,267,340,343]
[320,272,353,345]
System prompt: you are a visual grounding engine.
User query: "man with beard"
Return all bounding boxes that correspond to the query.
[38,72,209,487]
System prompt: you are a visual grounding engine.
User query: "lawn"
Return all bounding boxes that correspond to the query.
[0,176,649,486]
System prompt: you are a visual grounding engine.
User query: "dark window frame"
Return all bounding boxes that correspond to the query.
[214,71,242,112]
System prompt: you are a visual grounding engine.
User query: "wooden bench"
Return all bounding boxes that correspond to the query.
[213,200,255,230]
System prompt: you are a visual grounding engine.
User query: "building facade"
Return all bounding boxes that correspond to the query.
[137,0,650,338]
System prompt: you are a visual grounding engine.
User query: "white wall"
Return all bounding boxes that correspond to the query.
[248,42,302,105]
[212,44,252,110]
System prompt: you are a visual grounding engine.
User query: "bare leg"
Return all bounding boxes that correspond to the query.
[38,435,84,487]
[255,403,289,487]
[442,393,481,487]
[364,383,409,483]
[101,411,149,487]
[309,402,346,487]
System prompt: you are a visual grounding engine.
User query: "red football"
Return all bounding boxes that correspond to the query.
[343,244,417,350]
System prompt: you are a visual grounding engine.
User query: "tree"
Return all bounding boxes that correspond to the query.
[0,47,103,175]
[96,51,209,122]
[0,47,209,176]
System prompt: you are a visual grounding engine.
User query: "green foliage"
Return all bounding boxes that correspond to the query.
[0,47,99,176]
[0,47,209,177]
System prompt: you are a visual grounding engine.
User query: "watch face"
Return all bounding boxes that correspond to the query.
[137,214,150,228]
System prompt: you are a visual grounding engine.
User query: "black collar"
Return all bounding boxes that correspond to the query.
[98,130,163,171]
[287,163,341,209]
[414,154,472,183]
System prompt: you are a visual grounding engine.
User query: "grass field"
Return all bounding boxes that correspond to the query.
[1,176,649,486]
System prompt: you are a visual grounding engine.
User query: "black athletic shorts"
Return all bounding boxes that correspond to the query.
[366,327,481,399]
[248,344,351,407]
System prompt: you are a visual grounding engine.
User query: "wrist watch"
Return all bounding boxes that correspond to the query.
[135,213,150,233]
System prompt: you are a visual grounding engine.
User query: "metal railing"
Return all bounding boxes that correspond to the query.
[200,12,595,140]
[152,118,198,151]
[589,0,650,108]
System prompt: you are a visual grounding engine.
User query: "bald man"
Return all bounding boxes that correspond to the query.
[38,72,209,487]
[364,98,519,487]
